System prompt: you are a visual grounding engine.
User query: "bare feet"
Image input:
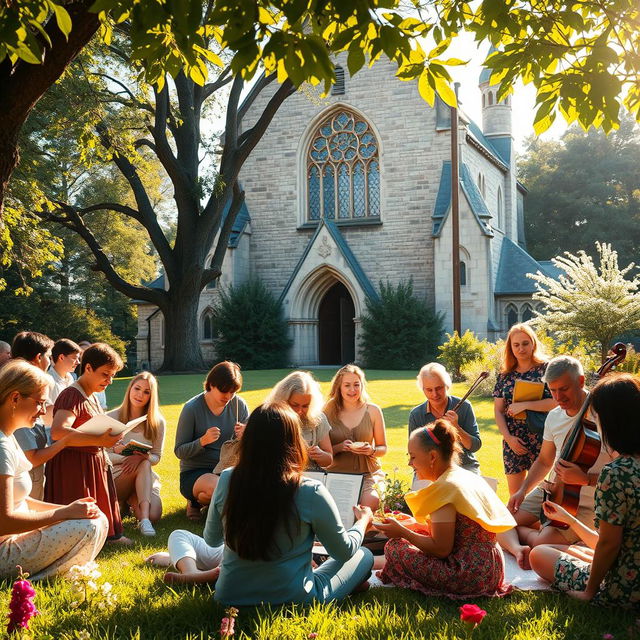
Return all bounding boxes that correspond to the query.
[107,535,134,546]
[516,545,532,570]
[186,502,201,521]
[146,552,171,567]
[163,566,220,585]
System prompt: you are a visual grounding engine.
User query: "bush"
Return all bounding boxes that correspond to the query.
[212,279,292,369]
[461,339,503,397]
[360,280,443,370]
[615,344,640,375]
[438,330,487,381]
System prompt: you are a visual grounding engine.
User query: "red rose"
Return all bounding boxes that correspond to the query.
[459,604,487,626]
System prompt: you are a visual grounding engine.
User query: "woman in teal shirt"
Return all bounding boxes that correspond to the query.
[204,403,374,605]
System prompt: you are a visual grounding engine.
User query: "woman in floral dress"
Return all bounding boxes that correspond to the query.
[375,418,516,598]
[530,373,640,608]
[493,323,556,496]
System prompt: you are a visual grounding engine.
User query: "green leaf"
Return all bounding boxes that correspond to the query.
[52,3,72,38]
[347,45,365,76]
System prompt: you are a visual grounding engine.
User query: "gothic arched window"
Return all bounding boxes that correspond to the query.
[521,303,534,323]
[307,110,380,222]
[506,304,518,329]
[202,309,214,341]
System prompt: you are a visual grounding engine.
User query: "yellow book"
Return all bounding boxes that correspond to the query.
[511,379,545,420]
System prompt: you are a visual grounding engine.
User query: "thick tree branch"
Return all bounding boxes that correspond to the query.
[43,202,168,306]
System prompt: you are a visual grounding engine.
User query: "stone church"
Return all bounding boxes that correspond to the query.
[136,57,558,369]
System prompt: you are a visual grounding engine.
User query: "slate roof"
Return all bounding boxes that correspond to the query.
[432,161,494,238]
[466,120,510,168]
[279,218,379,303]
[495,237,549,295]
[479,46,498,85]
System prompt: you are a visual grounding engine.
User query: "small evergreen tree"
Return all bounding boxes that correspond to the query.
[361,280,443,370]
[529,242,640,362]
[438,330,486,381]
[212,279,292,370]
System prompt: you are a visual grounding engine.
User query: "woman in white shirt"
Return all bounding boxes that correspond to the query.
[107,372,165,537]
[0,360,107,580]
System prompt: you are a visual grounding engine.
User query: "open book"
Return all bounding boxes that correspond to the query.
[304,471,364,528]
[77,414,147,437]
[121,439,153,456]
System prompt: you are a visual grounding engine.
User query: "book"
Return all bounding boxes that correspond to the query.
[77,414,147,437]
[511,379,545,420]
[120,439,153,456]
[303,471,364,528]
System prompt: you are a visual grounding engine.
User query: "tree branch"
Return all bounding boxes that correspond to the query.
[42,202,168,306]
[207,182,244,281]
[202,66,234,101]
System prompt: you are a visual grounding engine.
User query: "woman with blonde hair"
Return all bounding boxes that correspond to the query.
[492,323,556,496]
[107,372,166,536]
[324,365,387,509]
[265,371,333,469]
[0,360,107,580]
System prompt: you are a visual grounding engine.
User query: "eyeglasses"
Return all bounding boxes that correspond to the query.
[21,394,49,411]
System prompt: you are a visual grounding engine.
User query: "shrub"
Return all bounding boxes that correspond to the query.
[615,345,640,375]
[360,280,443,370]
[438,330,487,381]
[212,279,292,369]
[461,339,502,397]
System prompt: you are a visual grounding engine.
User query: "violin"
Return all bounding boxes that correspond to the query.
[544,343,626,529]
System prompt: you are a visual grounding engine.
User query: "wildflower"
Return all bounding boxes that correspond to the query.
[7,568,38,634]
[77,631,91,640]
[308,633,318,639]
[603,634,614,640]
[220,606,239,638]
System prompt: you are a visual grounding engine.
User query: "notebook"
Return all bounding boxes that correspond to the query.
[512,379,545,420]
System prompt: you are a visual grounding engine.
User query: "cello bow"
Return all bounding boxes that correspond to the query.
[451,371,490,413]
[544,342,626,529]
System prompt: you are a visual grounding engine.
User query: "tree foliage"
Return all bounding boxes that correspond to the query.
[212,279,291,370]
[520,117,640,267]
[438,330,486,381]
[1,0,639,217]
[529,242,640,362]
[361,280,443,370]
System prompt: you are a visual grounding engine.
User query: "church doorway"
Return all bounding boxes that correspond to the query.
[318,282,356,365]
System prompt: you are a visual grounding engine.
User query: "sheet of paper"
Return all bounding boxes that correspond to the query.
[77,414,147,436]
[324,472,364,529]
[303,471,326,486]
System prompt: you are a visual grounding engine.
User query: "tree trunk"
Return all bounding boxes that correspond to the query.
[160,280,206,372]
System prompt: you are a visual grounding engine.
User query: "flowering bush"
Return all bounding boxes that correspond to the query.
[67,562,117,611]
[7,568,38,634]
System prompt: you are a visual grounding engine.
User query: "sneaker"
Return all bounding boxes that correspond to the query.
[138,518,156,537]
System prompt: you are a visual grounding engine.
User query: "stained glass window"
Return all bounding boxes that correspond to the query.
[307,110,380,222]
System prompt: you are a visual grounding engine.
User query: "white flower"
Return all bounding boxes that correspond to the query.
[77,630,91,640]
[87,580,98,592]
[100,582,112,595]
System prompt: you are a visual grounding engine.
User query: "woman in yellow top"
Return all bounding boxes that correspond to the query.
[375,418,515,598]
[324,365,386,510]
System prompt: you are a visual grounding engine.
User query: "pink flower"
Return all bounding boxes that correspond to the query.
[459,604,487,627]
[603,634,614,640]
[220,616,235,637]
[308,634,318,639]
[7,575,38,633]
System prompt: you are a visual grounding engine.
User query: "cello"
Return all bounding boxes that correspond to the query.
[543,342,626,529]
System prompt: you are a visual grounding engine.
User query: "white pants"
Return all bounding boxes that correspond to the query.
[0,514,108,581]
[168,529,224,570]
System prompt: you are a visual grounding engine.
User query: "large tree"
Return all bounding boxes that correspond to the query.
[520,117,640,266]
[1,0,639,217]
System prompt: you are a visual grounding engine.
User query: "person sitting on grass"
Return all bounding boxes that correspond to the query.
[264,371,333,470]
[107,372,165,537]
[0,360,107,580]
[529,373,640,608]
[174,361,249,520]
[374,418,515,599]
[200,403,374,604]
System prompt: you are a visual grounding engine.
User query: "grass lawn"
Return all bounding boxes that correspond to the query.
[1,370,635,639]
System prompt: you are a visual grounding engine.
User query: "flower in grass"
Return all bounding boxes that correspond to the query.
[308,634,318,639]
[76,630,91,640]
[7,567,39,634]
[603,634,614,640]
[220,606,239,638]
[459,604,487,635]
